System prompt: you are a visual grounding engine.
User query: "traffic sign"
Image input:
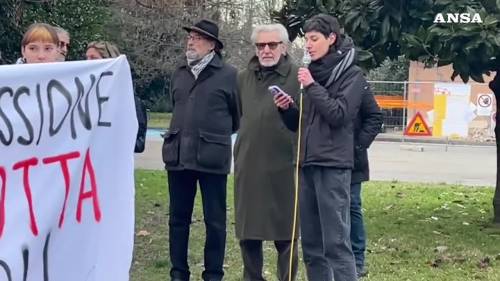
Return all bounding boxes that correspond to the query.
[477,93,493,116]
[404,112,432,136]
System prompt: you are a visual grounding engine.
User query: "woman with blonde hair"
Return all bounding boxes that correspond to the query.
[85,41,148,153]
[19,23,59,64]
[85,41,121,59]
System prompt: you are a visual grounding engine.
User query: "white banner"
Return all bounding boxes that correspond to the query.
[0,56,136,281]
[434,82,472,137]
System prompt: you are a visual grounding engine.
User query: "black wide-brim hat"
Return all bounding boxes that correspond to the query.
[183,19,224,50]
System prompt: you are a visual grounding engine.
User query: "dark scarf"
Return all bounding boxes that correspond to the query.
[308,35,356,88]
[260,62,279,78]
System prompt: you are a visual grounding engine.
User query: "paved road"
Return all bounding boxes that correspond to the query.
[369,142,495,186]
[136,139,496,187]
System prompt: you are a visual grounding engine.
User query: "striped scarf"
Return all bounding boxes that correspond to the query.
[188,51,215,79]
[308,36,356,88]
[324,47,355,87]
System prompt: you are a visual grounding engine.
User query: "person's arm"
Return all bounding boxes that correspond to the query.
[229,70,241,133]
[273,90,299,132]
[278,105,299,132]
[305,70,365,127]
[169,71,176,110]
[357,89,383,149]
[134,96,148,153]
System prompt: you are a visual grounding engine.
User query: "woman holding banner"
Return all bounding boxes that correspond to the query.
[19,23,59,64]
[85,41,148,153]
[85,41,120,60]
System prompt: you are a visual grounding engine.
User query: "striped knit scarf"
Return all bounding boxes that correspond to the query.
[188,51,215,79]
[324,48,355,87]
[308,36,356,88]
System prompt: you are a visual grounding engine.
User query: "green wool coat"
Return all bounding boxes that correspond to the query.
[234,55,300,240]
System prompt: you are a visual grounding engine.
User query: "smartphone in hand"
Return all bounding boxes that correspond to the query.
[268,85,285,97]
[269,85,293,109]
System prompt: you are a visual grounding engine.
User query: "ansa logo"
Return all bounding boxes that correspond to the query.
[433,13,483,23]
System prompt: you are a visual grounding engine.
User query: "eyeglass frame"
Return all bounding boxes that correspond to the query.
[186,34,208,42]
[58,41,70,49]
[255,41,283,51]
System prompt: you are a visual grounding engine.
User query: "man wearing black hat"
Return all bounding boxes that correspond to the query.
[162,19,240,281]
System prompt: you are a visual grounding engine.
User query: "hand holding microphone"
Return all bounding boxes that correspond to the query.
[298,68,314,88]
[299,49,313,89]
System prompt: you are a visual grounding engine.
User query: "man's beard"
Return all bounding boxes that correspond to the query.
[259,57,279,67]
[186,50,201,61]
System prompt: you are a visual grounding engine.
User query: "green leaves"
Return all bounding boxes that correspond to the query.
[0,1,24,63]
[276,0,500,82]
[381,15,391,43]
[21,0,110,60]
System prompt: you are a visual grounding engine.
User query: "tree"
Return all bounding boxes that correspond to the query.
[0,0,109,63]
[107,0,239,112]
[367,56,409,82]
[273,0,500,224]
[0,1,25,64]
[107,0,280,112]
[22,0,110,60]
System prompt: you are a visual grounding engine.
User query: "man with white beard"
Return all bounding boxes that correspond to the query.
[234,23,300,281]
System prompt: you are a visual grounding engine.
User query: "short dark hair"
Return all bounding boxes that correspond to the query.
[303,14,341,38]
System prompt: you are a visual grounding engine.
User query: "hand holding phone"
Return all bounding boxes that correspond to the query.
[268,85,285,96]
[269,85,293,110]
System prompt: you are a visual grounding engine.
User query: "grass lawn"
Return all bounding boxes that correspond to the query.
[148,112,171,129]
[132,170,500,281]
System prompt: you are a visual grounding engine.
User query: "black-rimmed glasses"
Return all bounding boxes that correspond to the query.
[255,41,282,50]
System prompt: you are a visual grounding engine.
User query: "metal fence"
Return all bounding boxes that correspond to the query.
[369,81,406,133]
[368,80,494,143]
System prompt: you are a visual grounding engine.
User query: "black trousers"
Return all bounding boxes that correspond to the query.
[168,170,227,281]
[239,239,298,281]
[300,166,356,281]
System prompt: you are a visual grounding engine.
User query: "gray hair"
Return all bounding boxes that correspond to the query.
[250,24,290,45]
[53,26,70,39]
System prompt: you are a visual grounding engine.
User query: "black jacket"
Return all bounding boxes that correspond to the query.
[352,87,383,183]
[281,64,366,168]
[302,66,366,168]
[162,54,240,174]
[134,96,148,153]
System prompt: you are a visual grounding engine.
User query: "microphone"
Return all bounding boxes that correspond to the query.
[302,49,312,66]
[300,49,311,90]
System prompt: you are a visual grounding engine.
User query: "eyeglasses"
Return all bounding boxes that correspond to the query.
[186,35,205,42]
[58,41,70,49]
[255,41,282,50]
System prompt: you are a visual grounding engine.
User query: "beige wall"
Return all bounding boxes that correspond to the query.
[407,61,495,139]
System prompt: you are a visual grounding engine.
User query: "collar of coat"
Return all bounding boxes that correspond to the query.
[179,52,224,70]
[248,55,292,77]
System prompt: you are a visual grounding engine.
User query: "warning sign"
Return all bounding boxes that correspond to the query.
[405,112,432,136]
[476,93,493,116]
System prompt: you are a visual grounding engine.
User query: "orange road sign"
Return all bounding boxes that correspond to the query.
[404,112,432,136]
